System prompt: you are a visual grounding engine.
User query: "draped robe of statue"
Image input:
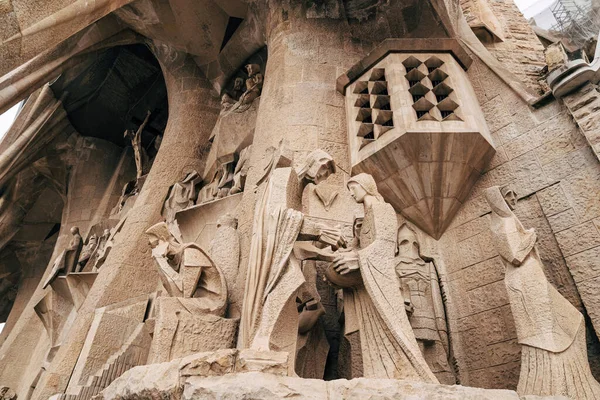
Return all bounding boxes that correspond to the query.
[239,149,337,375]
[239,167,305,364]
[485,186,600,399]
[339,174,437,382]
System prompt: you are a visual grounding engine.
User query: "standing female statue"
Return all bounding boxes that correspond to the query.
[328,173,437,382]
[485,185,600,399]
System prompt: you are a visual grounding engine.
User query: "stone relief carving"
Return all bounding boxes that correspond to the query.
[146,222,227,315]
[208,213,240,314]
[230,145,252,195]
[238,149,344,375]
[163,170,202,223]
[198,145,252,205]
[325,173,437,382]
[146,222,238,363]
[485,185,600,399]
[395,223,456,384]
[93,220,126,271]
[76,233,98,273]
[221,77,245,109]
[124,110,152,180]
[221,64,264,114]
[43,226,83,289]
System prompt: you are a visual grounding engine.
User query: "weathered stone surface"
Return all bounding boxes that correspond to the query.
[2,0,600,398]
[0,387,17,400]
[100,370,565,400]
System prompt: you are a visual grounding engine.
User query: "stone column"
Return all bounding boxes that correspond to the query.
[234,2,366,307]
[29,47,220,400]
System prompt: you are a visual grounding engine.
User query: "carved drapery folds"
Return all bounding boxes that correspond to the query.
[145,221,238,363]
[325,173,437,382]
[485,186,600,399]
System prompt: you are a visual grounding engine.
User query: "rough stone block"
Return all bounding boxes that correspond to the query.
[555,221,600,257]
[547,208,578,233]
[536,185,571,217]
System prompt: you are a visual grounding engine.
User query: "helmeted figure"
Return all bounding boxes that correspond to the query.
[395,223,455,384]
[485,185,600,399]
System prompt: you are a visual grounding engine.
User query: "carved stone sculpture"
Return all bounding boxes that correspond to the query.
[146,222,227,314]
[76,233,98,272]
[224,64,264,114]
[395,223,456,384]
[209,214,240,313]
[146,222,237,363]
[93,222,125,271]
[124,110,152,180]
[163,171,202,223]
[326,173,437,382]
[485,186,600,399]
[230,145,252,195]
[241,64,263,106]
[238,149,342,375]
[221,77,245,110]
[43,226,83,289]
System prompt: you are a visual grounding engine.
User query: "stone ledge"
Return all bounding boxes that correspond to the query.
[98,350,566,400]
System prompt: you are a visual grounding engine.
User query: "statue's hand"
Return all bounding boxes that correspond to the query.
[332,253,359,275]
[319,227,348,250]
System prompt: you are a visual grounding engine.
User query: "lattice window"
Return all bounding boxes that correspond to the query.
[402,56,461,122]
[354,68,394,149]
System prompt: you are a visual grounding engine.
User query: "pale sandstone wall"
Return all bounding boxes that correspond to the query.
[0,137,134,396]
[440,54,600,389]
[460,0,546,92]
[28,50,221,400]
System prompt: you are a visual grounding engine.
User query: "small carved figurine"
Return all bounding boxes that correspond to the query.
[163,170,202,222]
[43,226,83,288]
[124,110,151,180]
[77,233,98,272]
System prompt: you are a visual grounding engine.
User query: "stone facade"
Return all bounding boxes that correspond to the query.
[0,1,599,399]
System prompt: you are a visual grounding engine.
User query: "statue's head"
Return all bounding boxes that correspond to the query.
[145,222,173,249]
[297,150,336,184]
[245,64,261,76]
[346,173,383,204]
[501,186,518,210]
[234,77,244,91]
[89,234,98,242]
[485,186,514,218]
[70,226,79,235]
[216,213,238,229]
[103,229,111,237]
[397,223,419,257]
